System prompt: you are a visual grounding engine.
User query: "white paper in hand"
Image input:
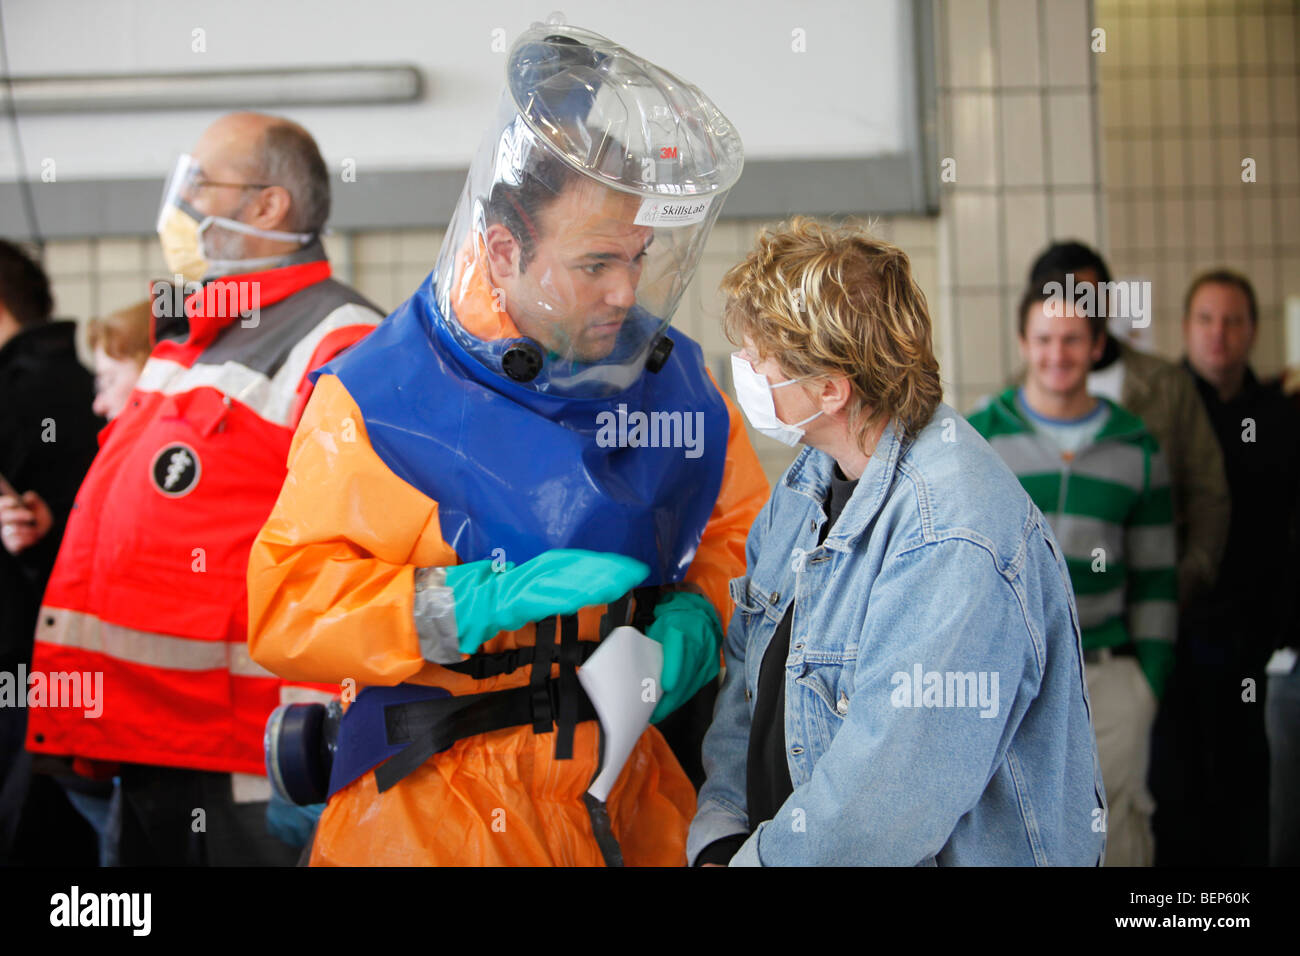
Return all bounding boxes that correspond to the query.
[578,625,663,802]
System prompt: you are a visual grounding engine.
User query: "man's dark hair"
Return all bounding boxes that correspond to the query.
[256,120,330,234]
[486,149,583,273]
[0,239,54,327]
[484,128,638,273]
[1017,280,1107,341]
[1028,240,1113,286]
[1183,268,1258,325]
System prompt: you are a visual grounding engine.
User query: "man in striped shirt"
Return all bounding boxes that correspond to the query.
[968,284,1177,866]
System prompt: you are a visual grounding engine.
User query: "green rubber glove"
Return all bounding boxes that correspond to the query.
[645,591,723,724]
[445,549,650,655]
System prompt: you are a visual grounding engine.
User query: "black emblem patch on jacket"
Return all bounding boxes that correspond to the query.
[150,443,201,497]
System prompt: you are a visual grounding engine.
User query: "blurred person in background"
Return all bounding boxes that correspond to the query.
[1026,241,1229,609]
[40,299,155,867]
[970,287,1177,867]
[1159,269,1300,866]
[89,300,153,420]
[1023,242,1234,866]
[0,239,103,865]
[23,112,384,866]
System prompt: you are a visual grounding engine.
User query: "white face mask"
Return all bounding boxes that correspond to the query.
[730,352,824,447]
[197,215,314,275]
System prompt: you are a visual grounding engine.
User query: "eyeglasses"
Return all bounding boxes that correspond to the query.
[178,162,272,196]
[191,179,272,192]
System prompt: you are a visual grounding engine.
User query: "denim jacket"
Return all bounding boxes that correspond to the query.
[688,404,1107,866]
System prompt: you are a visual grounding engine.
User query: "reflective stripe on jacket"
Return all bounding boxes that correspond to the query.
[26,247,383,775]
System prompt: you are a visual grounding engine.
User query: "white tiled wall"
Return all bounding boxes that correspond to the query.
[934,0,1106,413]
[1096,0,1300,373]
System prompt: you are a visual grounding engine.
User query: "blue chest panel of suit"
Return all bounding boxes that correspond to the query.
[319,272,729,586]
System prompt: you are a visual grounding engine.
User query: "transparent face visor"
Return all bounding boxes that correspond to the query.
[156,154,204,232]
[155,154,315,281]
[434,24,743,398]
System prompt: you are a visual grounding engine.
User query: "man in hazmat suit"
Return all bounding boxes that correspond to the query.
[247,22,769,866]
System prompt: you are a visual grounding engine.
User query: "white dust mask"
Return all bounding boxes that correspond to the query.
[196,216,314,276]
[730,352,824,447]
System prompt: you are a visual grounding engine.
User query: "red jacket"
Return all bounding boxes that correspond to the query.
[26,247,383,775]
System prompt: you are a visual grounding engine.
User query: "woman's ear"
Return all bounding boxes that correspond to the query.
[818,375,853,416]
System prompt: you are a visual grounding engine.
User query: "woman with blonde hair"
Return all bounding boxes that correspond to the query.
[87,299,152,420]
[689,217,1106,866]
[48,298,153,866]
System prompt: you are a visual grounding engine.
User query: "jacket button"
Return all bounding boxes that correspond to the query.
[809,519,816,531]
[790,746,804,755]
[769,591,780,603]
[33,734,44,743]
[44,616,55,628]
[836,693,850,715]
[793,642,804,651]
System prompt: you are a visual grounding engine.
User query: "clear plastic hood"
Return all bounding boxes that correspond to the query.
[433,22,744,398]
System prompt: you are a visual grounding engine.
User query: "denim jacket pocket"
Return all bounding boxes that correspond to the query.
[794,654,854,754]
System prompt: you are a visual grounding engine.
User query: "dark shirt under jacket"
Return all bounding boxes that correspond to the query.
[1184,361,1300,660]
[696,464,859,865]
[1150,361,1299,867]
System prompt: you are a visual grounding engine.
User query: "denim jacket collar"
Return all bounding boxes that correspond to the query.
[781,415,911,554]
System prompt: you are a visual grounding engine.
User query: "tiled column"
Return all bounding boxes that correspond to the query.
[934,0,1105,411]
[1096,0,1300,375]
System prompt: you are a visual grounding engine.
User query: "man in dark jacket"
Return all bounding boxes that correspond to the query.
[0,239,103,864]
[1160,269,1300,865]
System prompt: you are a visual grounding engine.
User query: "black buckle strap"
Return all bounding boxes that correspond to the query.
[373,591,653,793]
[440,639,601,679]
[373,676,599,793]
[441,588,643,682]
[556,614,580,760]
[531,616,556,735]
[630,585,662,633]
[600,594,631,637]
[583,792,624,867]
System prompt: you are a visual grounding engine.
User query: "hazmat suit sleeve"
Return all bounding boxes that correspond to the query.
[247,372,460,686]
[684,376,771,628]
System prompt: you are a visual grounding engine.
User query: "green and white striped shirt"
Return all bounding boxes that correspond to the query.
[968,388,1178,697]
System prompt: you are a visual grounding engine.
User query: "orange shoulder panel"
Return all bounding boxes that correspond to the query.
[247,373,459,687]
[684,372,770,628]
